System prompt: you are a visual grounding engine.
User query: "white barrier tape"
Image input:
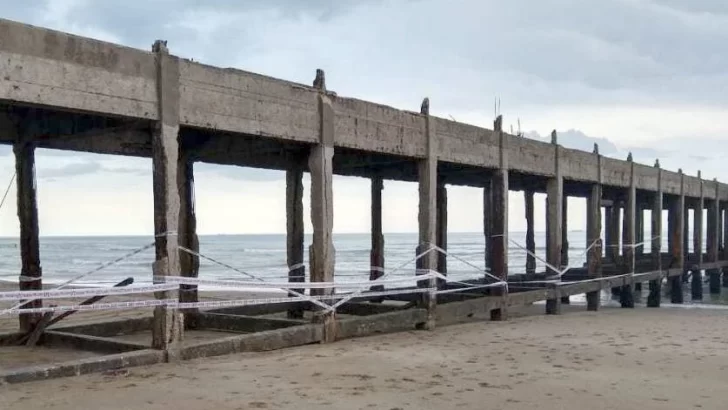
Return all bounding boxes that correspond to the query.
[0,298,175,317]
[1,287,435,316]
[326,244,439,312]
[514,273,633,286]
[288,263,305,272]
[178,246,331,311]
[0,283,177,301]
[436,282,508,294]
[7,241,158,312]
[17,276,41,283]
[508,238,599,279]
[156,274,435,290]
[427,243,503,284]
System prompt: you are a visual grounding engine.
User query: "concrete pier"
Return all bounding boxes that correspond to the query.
[2,18,728,384]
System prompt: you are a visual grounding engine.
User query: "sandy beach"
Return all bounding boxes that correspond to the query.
[1,304,726,410]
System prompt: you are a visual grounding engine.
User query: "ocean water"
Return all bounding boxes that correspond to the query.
[0,232,599,287]
[0,231,726,305]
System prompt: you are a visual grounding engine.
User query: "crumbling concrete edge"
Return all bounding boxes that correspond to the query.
[0,349,165,385]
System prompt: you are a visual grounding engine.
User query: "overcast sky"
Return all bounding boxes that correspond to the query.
[0,0,726,236]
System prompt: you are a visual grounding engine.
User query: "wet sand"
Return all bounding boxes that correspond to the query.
[2,305,727,410]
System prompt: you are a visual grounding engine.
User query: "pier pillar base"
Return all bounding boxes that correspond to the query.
[647,279,661,307]
[620,285,634,308]
[708,271,721,295]
[670,276,684,304]
[691,270,703,300]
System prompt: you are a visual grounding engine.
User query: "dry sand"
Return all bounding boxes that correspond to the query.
[2,304,728,410]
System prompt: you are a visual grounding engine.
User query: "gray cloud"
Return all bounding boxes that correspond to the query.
[1,0,724,111]
[195,163,284,182]
[38,161,102,180]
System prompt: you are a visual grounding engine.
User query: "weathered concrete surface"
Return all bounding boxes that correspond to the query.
[648,165,663,307]
[415,99,437,329]
[179,61,319,144]
[334,96,425,157]
[436,296,505,325]
[370,176,385,294]
[179,324,323,360]
[0,349,165,385]
[545,133,562,315]
[196,313,303,333]
[14,140,42,331]
[488,116,508,321]
[0,19,157,120]
[0,18,726,200]
[336,309,426,339]
[286,164,306,318]
[620,158,636,308]
[178,150,200,328]
[43,331,148,354]
[50,317,152,337]
[150,40,183,352]
[435,118,498,166]
[586,169,602,311]
[336,302,404,316]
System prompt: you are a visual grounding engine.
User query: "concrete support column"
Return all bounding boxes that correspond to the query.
[620,154,636,308]
[648,160,663,308]
[724,205,728,287]
[151,40,184,352]
[309,71,336,341]
[178,153,200,329]
[488,116,509,321]
[606,204,621,265]
[586,144,602,311]
[560,195,570,304]
[524,190,536,276]
[708,181,721,294]
[545,131,563,315]
[14,139,42,332]
[483,179,492,273]
[436,181,447,280]
[370,175,385,294]
[670,170,686,303]
[634,205,644,293]
[286,165,305,319]
[636,207,645,258]
[416,98,438,330]
[683,200,690,283]
[692,176,704,300]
